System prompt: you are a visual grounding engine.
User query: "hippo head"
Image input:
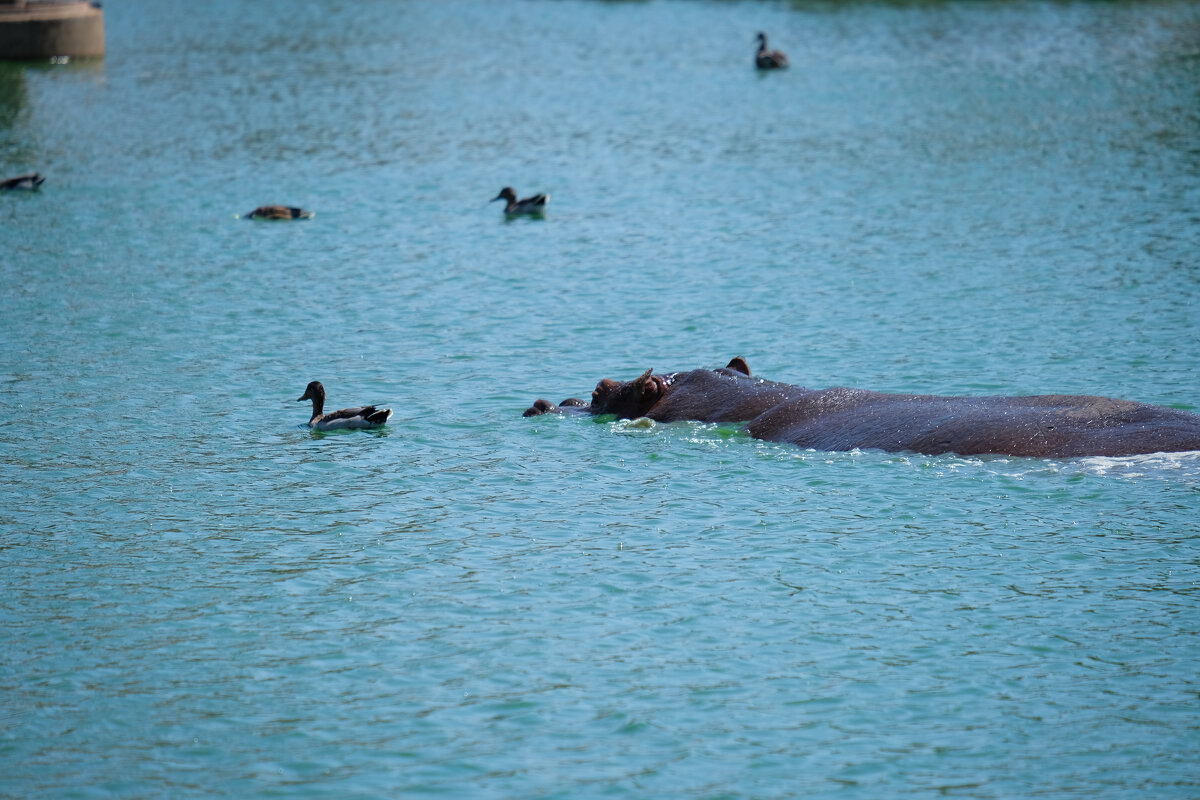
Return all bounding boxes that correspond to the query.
[523,358,754,419]
[590,368,670,418]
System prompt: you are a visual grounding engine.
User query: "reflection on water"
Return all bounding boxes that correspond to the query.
[0,63,26,129]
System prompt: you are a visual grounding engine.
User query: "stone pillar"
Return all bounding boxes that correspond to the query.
[0,1,105,60]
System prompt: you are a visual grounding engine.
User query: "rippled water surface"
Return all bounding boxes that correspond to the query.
[2,1,1200,797]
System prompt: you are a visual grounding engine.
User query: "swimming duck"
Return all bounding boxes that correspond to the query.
[246,205,314,220]
[491,187,548,216]
[755,32,789,70]
[1,173,45,190]
[297,381,393,430]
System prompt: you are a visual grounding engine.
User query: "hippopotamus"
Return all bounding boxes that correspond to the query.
[523,358,1200,458]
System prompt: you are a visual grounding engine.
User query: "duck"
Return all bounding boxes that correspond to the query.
[755,32,789,70]
[491,187,548,216]
[1,173,45,191]
[246,205,314,220]
[297,381,393,430]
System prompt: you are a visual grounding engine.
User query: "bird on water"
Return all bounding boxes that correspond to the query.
[297,381,393,430]
[246,205,314,220]
[1,173,45,190]
[491,187,549,216]
[755,32,789,70]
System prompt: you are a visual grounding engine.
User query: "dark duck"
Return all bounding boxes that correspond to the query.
[1,173,45,190]
[246,205,314,220]
[755,32,789,70]
[297,381,392,430]
[491,187,548,216]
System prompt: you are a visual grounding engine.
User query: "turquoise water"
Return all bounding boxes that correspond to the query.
[2,0,1200,796]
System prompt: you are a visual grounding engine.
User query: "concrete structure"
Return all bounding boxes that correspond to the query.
[0,0,104,60]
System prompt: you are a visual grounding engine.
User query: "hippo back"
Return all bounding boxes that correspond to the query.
[647,368,807,424]
[748,390,1200,457]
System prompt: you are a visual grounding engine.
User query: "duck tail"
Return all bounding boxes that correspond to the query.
[366,407,393,425]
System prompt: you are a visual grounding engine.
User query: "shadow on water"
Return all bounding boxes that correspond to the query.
[303,426,393,439]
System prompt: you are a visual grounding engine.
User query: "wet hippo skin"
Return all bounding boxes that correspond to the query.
[523,358,1200,458]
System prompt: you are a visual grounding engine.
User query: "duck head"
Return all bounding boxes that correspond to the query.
[491,187,517,203]
[298,381,326,413]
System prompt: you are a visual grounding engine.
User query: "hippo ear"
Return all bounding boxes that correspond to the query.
[725,356,751,376]
[635,368,663,402]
